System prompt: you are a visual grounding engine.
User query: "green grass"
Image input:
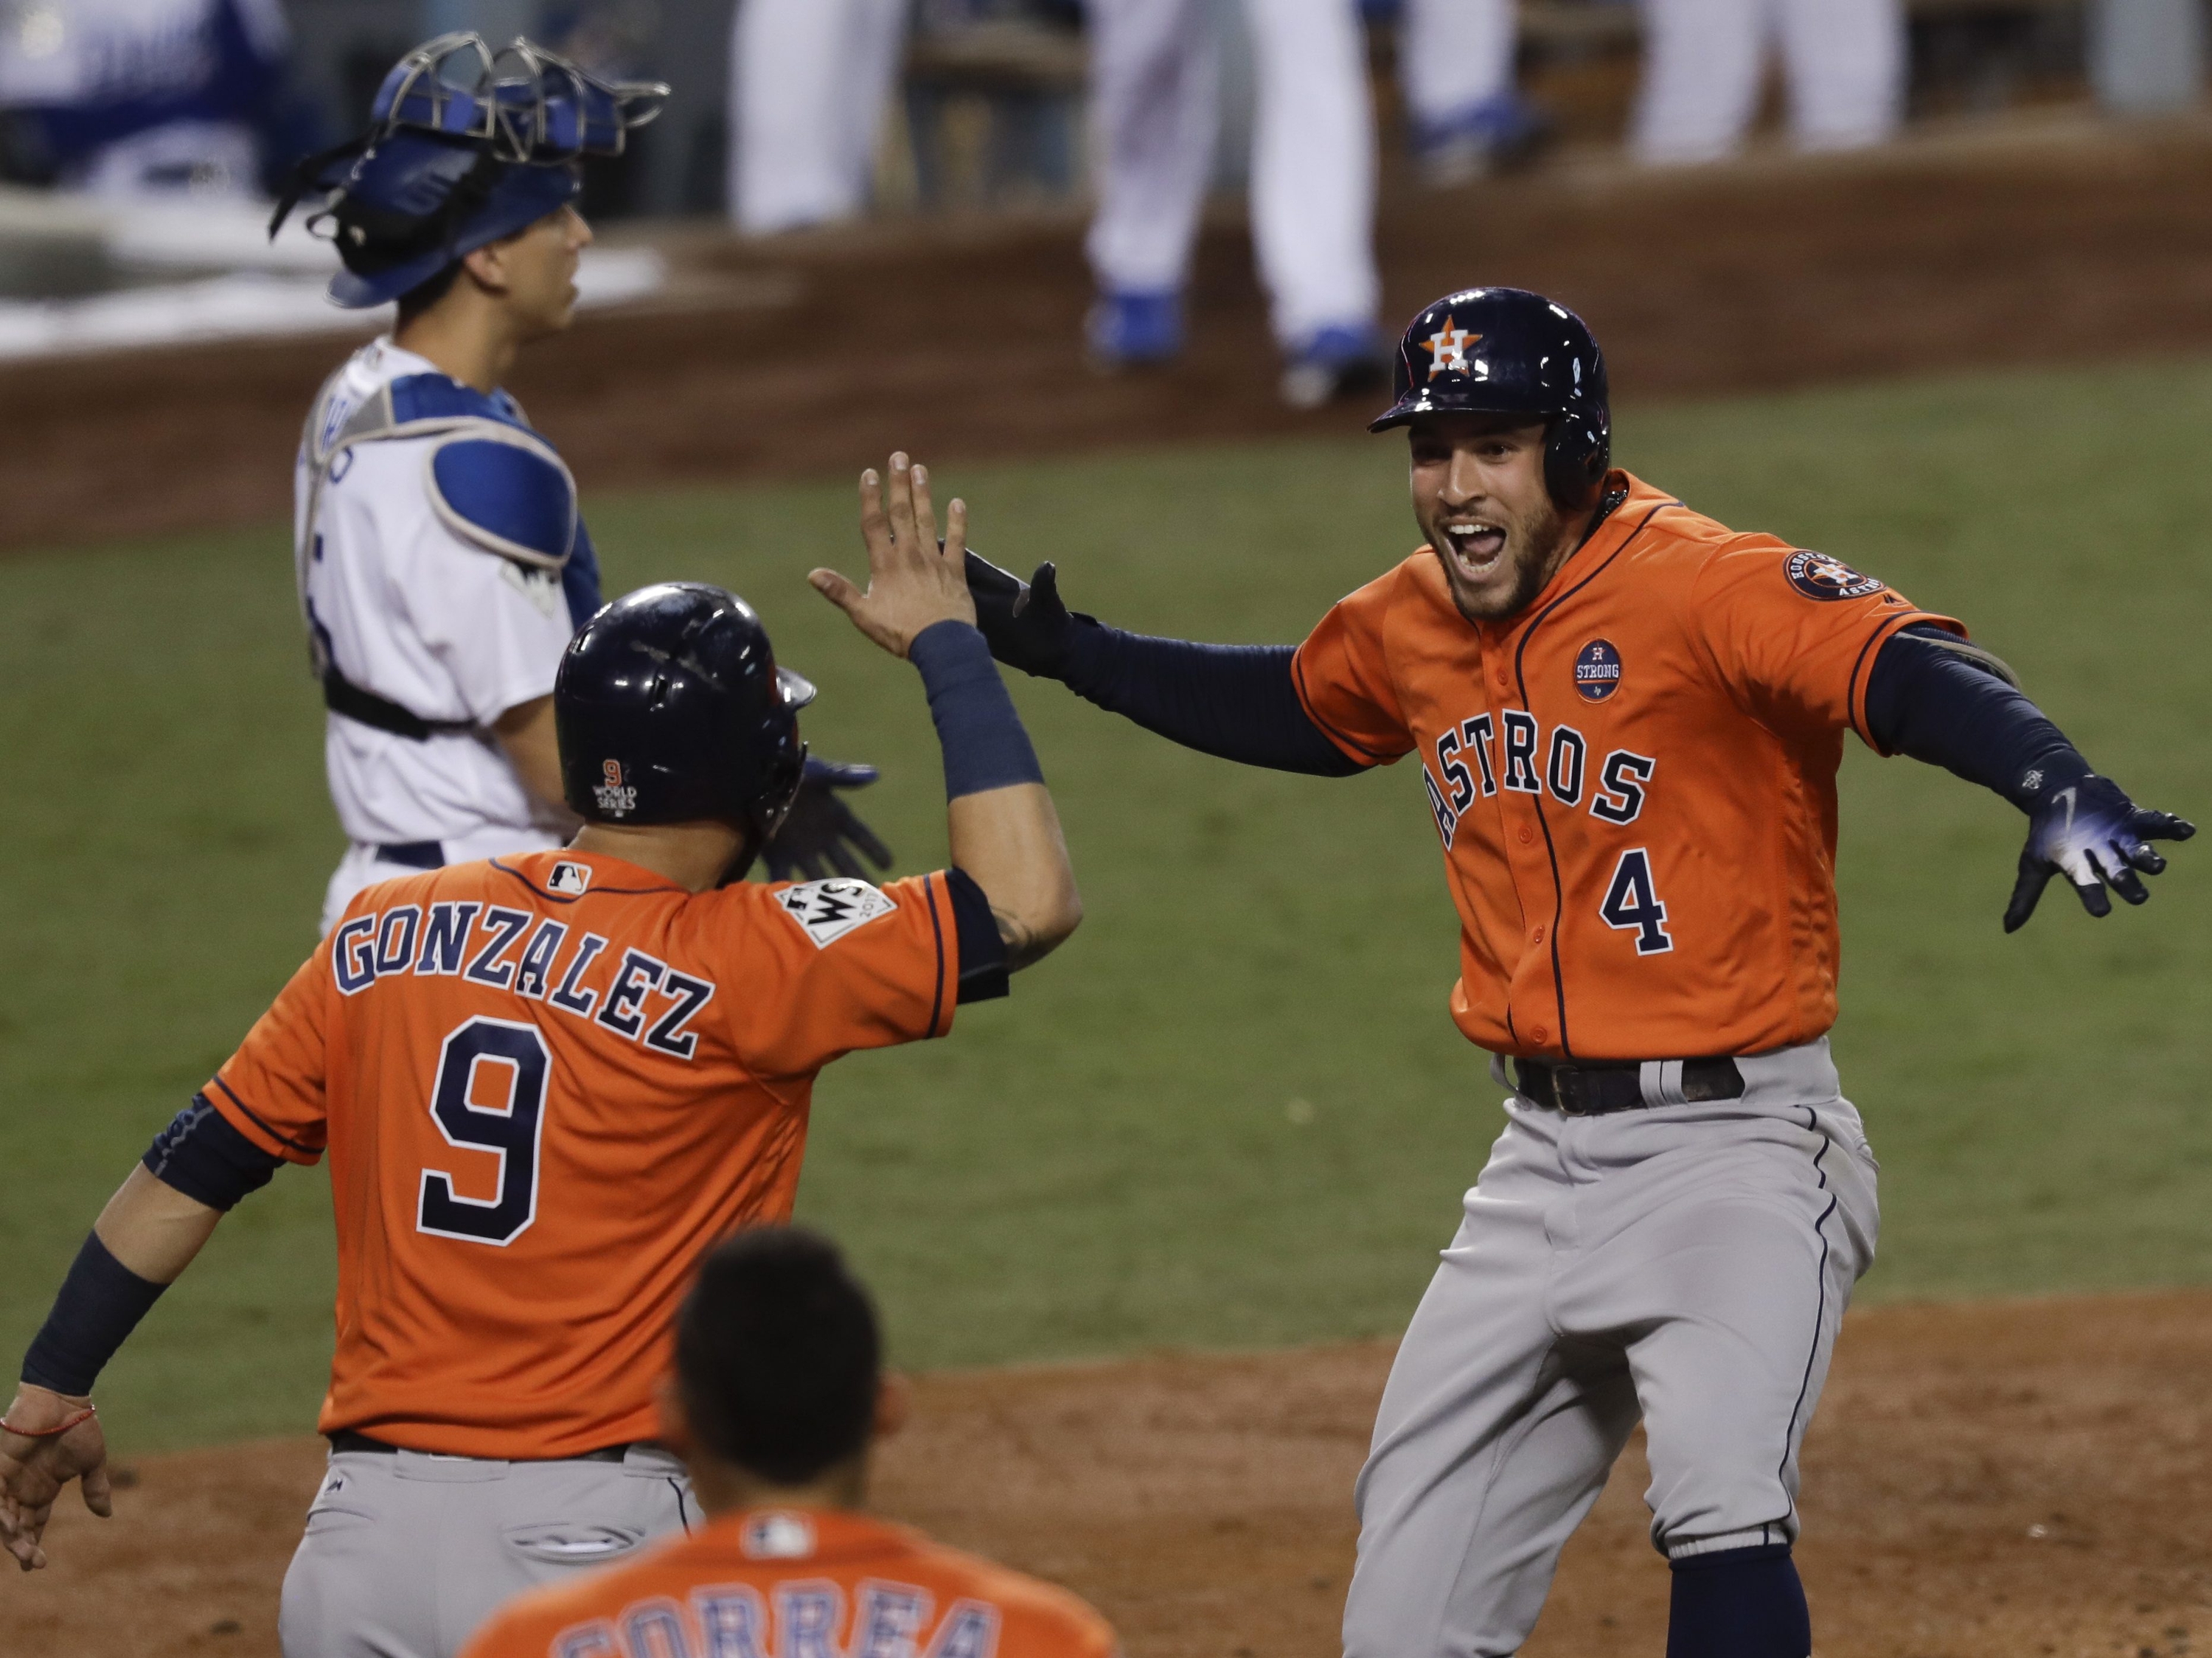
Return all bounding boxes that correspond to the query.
[3,357,2208,1454]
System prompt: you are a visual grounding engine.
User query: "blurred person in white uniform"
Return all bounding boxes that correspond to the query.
[1083,0,1388,408]
[727,0,911,234]
[285,34,890,933]
[1390,0,1548,187]
[0,0,291,196]
[1632,0,1905,165]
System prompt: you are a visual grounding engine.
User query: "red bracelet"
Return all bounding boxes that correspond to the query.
[1,1407,95,1439]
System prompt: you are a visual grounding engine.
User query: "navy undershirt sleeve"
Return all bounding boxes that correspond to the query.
[1864,624,2091,808]
[1058,625,1366,777]
[143,1095,284,1212]
[945,866,1010,1004]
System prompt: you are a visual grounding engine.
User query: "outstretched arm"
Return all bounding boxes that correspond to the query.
[963,554,1365,778]
[0,1167,225,1570]
[810,455,1081,969]
[1865,625,2194,930]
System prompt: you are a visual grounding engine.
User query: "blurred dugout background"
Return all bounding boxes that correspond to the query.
[0,0,2205,235]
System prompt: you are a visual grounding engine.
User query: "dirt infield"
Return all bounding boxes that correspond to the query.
[7,1289,2208,1657]
[10,112,2212,554]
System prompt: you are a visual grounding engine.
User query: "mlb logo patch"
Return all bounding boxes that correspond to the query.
[776,879,897,948]
[546,860,591,896]
[742,1511,816,1560]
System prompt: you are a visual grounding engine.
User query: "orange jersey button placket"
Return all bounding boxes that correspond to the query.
[1487,627,1565,1059]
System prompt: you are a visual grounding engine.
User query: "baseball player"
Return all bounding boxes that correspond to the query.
[456,1226,1120,1658]
[955,287,2193,1655]
[1632,0,1902,166]
[279,32,889,937]
[0,456,1081,1658]
[1082,0,1387,407]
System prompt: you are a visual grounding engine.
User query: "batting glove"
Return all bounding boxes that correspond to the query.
[963,550,1090,680]
[762,757,895,882]
[2003,772,2194,933]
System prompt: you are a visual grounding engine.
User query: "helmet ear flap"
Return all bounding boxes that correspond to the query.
[1543,409,1611,511]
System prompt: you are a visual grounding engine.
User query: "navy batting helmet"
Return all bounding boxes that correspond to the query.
[556,584,814,851]
[1369,288,1611,509]
[270,33,666,310]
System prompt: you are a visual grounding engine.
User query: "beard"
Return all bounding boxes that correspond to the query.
[1430,492,1571,625]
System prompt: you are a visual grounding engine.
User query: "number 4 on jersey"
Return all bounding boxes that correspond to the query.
[1600,849,1673,955]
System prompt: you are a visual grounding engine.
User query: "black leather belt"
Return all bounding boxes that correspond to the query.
[1514,1056,1745,1116]
[327,1429,633,1463]
[374,840,445,870]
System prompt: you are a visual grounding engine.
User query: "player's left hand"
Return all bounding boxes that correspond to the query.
[2003,773,2194,933]
[763,756,894,882]
[0,1384,112,1571]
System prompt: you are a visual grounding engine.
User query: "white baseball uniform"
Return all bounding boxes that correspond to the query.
[726,0,910,234]
[1399,0,1517,139]
[1084,0,1379,349]
[1632,0,1905,165]
[294,338,599,936]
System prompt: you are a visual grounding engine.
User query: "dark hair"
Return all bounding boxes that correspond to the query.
[675,1227,880,1485]
[394,260,465,324]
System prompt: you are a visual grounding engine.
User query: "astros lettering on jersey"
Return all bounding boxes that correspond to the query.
[457,1508,1118,1658]
[1293,471,1963,1059]
[205,849,961,1459]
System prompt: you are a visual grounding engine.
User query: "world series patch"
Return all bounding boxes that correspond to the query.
[776,879,897,947]
[1784,548,1885,602]
[1573,638,1623,702]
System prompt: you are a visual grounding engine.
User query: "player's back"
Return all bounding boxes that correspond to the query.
[209,849,961,1457]
[458,1507,1119,1658]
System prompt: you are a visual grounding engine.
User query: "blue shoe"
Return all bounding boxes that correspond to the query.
[1085,288,1183,369]
[1416,93,1554,187]
[1280,322,1390,411]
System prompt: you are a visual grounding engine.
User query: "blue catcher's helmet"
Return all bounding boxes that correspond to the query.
[1369,288,1611,509]
[555,585,814,854]
[271,33,667,310]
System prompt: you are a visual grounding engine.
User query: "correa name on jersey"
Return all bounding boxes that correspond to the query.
[1422,711,1658,848]
[329,899,718,1062]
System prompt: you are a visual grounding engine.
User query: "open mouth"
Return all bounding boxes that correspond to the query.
[1441,520,1508,582]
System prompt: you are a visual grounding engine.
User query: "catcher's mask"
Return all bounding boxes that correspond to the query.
[270,32,667,310]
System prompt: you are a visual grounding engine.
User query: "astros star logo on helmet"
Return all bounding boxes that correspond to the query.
[1424,318,1482,380]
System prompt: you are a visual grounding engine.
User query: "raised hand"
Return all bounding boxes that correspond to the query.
[0,1385,112,1572]
[964,551,1083,680]
[810,453,976,658]
[762,757,895,882]
[2003,773,2194,932]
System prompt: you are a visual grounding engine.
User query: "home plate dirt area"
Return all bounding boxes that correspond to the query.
[8,1290,2208,1658]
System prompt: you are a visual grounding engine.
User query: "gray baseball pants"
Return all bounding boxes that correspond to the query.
[1342,1037,1879,1657]
[279,1442,696,1658]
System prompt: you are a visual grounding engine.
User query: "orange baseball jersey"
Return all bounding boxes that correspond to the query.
[206,850,961,1458]
[456,1508,1120,1658]
[1293,470,1962,1061]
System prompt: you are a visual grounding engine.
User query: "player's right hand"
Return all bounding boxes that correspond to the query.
[0,1385,113,1571]
[964,552,1082,680]
[2003,773,2195,933]
[810,453,976,658]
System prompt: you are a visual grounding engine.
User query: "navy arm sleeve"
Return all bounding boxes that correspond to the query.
[143,1095,285,1211]
[1058,627,1365,777]
[945,866,1011,1004]
[1863,624,2091,808]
